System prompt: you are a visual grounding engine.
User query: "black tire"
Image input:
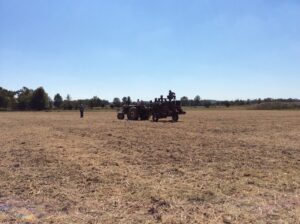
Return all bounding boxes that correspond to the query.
[128,107,138,120]
[172,113,179,122]
[117,113,125,120]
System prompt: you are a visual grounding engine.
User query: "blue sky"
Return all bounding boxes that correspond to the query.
[0,0,299,101]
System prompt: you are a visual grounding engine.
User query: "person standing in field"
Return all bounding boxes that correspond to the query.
[79,104,84,118]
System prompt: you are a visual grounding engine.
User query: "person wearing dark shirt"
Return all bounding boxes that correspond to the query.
[79,104,84,118]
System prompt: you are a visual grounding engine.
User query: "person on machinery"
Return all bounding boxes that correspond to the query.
[168,90,176,101]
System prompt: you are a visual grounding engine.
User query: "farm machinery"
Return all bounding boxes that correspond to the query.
[117,91,186,122]
[117,103,150,121]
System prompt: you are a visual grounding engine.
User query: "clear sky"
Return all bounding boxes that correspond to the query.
[0,0,299,101]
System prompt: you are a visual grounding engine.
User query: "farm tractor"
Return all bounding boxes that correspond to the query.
[117,103,150,121]
[117,91,186,122]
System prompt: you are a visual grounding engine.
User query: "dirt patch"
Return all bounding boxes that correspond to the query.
[0,110,299,223]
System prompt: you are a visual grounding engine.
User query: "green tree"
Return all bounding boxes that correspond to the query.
[63,94,73,110]
[122,97,128,104]
[194,95,201,106]
[31,87,49,110]
[53,93,63,108]
[203,100,212,108]
[128,97,132,104]
[17,87,33,110]
[89,96,101,108]
[0,87,17,110]
[66,94,71,101]
[48,97,53,109]
[223,101,230,108]
[257,98,262,104]
[0,88,9,108]
[0,95,9,108]
[100,99,109,108]
[113,97,121,107]
[180,96,189,106]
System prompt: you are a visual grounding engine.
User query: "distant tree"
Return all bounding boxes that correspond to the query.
[122,97,127,104]
[63,94,73,110]
[234,99,245,106]
[113,97,121,107]
[53,93,63,108]
[0,87,15,109]
[194,95,201,106]
[89,96,101,108]
[127,96,132,104]
[0,95,9,108]
[121,96,132,105]
[66,94,72,101]
[100,99,109,108]
[180,96,189,106]
[257,98,262,104]
[264,98,273,103]
[203,100,212,108]
[223,101,230,108]
[47,97,53,109]
[16,87,33,110]
[31,87,49,110]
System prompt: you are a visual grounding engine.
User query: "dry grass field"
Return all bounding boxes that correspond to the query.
[0,110,299,224]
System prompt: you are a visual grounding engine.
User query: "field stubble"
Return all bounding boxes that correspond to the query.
[0,110,299,223]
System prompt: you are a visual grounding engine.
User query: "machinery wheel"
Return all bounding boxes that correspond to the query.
[172,113,179,122]
[117,113,125,120]
[128,107,138,120]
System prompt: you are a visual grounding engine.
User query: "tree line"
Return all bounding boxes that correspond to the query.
[0,86,130,111]
[0,86,299,111]
[0,87,51,111]
[179,95,300,108]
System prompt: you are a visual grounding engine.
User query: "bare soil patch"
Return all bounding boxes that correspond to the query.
[0,110,299,223]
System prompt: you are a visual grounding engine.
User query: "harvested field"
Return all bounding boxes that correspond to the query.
[0,110,299,223]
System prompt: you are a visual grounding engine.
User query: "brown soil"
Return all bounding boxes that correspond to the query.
[0,110,299,223]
